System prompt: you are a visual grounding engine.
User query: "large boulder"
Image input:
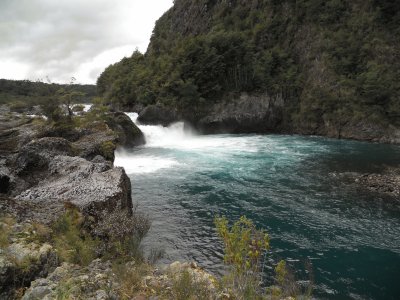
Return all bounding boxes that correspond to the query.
[137,105,178,126]
[105,112,145,147]
[15,155,132,216]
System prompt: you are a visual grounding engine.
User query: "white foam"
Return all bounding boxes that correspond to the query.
[82,104,92,112]
[115,151,179,174]
[126,112,196,149]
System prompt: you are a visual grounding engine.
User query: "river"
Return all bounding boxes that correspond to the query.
[115,113,400,299]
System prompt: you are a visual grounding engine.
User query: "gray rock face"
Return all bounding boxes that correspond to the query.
[16,155,132,215]
[106,112,145,147]
[295,115,400,144]
[329,122,400,144]
[196,93,284,134]
[16,137,74,174]
[138,105,178,126]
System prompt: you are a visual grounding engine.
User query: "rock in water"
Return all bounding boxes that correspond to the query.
[105,112,145,147]
[137,105,178,126]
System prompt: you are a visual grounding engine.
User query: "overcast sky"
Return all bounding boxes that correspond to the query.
[0,0,173,84]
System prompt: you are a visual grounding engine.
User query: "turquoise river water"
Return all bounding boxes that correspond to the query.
[115,114,400,299]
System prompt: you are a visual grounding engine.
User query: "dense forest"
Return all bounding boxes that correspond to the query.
[97,0,400,136]
[0,79,96,110]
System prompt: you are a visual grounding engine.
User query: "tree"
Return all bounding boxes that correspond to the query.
[56,77,84,118]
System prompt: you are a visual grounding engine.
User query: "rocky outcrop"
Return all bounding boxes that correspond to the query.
[0,109,145,299]
[16,155,132,215]
[22,260,218,300]
[0,220,58,300]
[194,93,285,134]
[354,167,400,198]
[137,105,179,126]
[106,112,145,147]
[22,260,118,300]
[0,110,138,220]
[294,117,400,144]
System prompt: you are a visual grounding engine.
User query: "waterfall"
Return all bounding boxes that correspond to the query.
[126,112,194,148]
[115,113,196,174]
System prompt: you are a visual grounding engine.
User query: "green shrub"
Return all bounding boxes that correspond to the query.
[215,216,269,298]
[0,215,15,248]
[0,224,11,248]
[216,216,312,299]
[99,141,116,161]
[171,269,212,300]
[113,262,151,299]
[52,208,99,266]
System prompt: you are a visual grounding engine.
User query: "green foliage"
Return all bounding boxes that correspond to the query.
[54,280,74,300]
[171,270,211,300]
[56,78,85,117]
[52,207,99,266]
[215,216,312,299]
[97,0,400,130]
[215,216,269,275]
[41,98,63,122]
[0,79,95,111]
[99,141,116,161]
[113,263,151,299]
[0,228,9,249]
[0,217,14,248]
[215,216,270,299]
[275,260,288,286]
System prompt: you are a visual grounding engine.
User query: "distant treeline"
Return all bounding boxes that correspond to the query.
[0,79,96,109]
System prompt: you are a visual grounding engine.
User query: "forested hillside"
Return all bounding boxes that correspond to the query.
[0,79,96,110]
[98,0,400,140]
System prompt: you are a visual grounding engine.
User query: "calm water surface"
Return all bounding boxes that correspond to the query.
[115,114,400,299]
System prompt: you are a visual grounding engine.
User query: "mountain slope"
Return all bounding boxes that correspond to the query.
[98,0,400,142]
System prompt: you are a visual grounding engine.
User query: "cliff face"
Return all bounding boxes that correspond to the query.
[98,0,400,143]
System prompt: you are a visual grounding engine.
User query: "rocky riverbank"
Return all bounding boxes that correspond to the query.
[0,106,230,300]
[0,105,142,298]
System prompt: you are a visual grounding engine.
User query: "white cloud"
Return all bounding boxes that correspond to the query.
[0,0,173,84]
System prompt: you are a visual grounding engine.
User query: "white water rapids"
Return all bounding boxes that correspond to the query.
[114,113,193,173]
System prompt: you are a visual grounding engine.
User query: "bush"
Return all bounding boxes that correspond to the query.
[215,216,270,298]
[0,216,15,248]
[52,207,99,266]
[171,269,212,300]
[215,216,312,299]
[99,141,116,161]
[113,262,151,298]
